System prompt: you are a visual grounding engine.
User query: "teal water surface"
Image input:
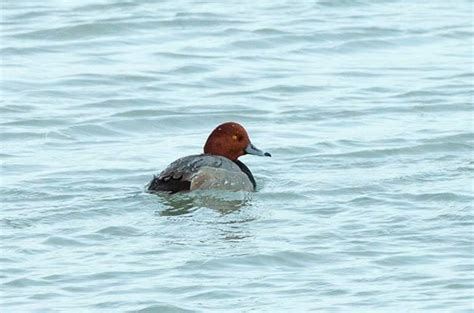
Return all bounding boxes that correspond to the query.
[1,0,473,312]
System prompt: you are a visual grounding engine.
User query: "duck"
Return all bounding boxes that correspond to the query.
[147,122,271,193]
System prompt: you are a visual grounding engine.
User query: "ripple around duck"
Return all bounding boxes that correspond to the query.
[169,65,214,74]
[95,226,143,237]
[2,118,70,127]
[61,123,128,138]
[3,277,52,288]
[131,304,195,313]
[153,51,222,60]
[1,46,58,56]
[12,22,139,41]
[396,192,473,203]
[316,0,372,8]
[110,109,181,118]
[42,236,89,247]
[0,104,37,114]
[181,250,340,271]
[332,39,398,53]
[320,142,473,159]
[279,103,472,123]
[0,131,45,141]
[75,1,139,13]
[78,98,159,109]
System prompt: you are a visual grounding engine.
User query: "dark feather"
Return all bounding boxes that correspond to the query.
[147,175,191,194]
[233,160,256,190]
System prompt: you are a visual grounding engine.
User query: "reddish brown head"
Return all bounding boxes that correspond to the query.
[203,122,271,161]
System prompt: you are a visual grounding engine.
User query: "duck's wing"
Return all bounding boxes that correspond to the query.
[147,155,232,193]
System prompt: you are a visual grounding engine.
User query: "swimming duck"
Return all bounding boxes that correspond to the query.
[147,122,271,193]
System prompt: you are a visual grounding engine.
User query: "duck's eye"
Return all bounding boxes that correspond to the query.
[232,134,244,141]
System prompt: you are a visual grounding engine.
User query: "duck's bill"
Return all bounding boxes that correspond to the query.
[245,143,271,157]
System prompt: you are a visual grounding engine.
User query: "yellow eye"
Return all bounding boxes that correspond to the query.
[232,135,238,141]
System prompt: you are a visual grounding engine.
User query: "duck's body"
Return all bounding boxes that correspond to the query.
[147,154,256,193]
[147,122,270,194]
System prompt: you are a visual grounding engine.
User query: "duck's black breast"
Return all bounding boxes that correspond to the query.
[233,160,256,190]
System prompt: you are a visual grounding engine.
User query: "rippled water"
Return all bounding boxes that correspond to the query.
[1,0,473,311]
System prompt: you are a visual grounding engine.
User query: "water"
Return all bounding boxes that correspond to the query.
[1,0,473,311]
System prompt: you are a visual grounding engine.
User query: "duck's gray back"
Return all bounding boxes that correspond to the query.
[147,154,253,193]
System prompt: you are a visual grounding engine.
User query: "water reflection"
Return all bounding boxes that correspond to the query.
[150,190,257,243]
[151,190,252,217]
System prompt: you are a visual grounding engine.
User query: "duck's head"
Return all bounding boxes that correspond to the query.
[203,122,271,161]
